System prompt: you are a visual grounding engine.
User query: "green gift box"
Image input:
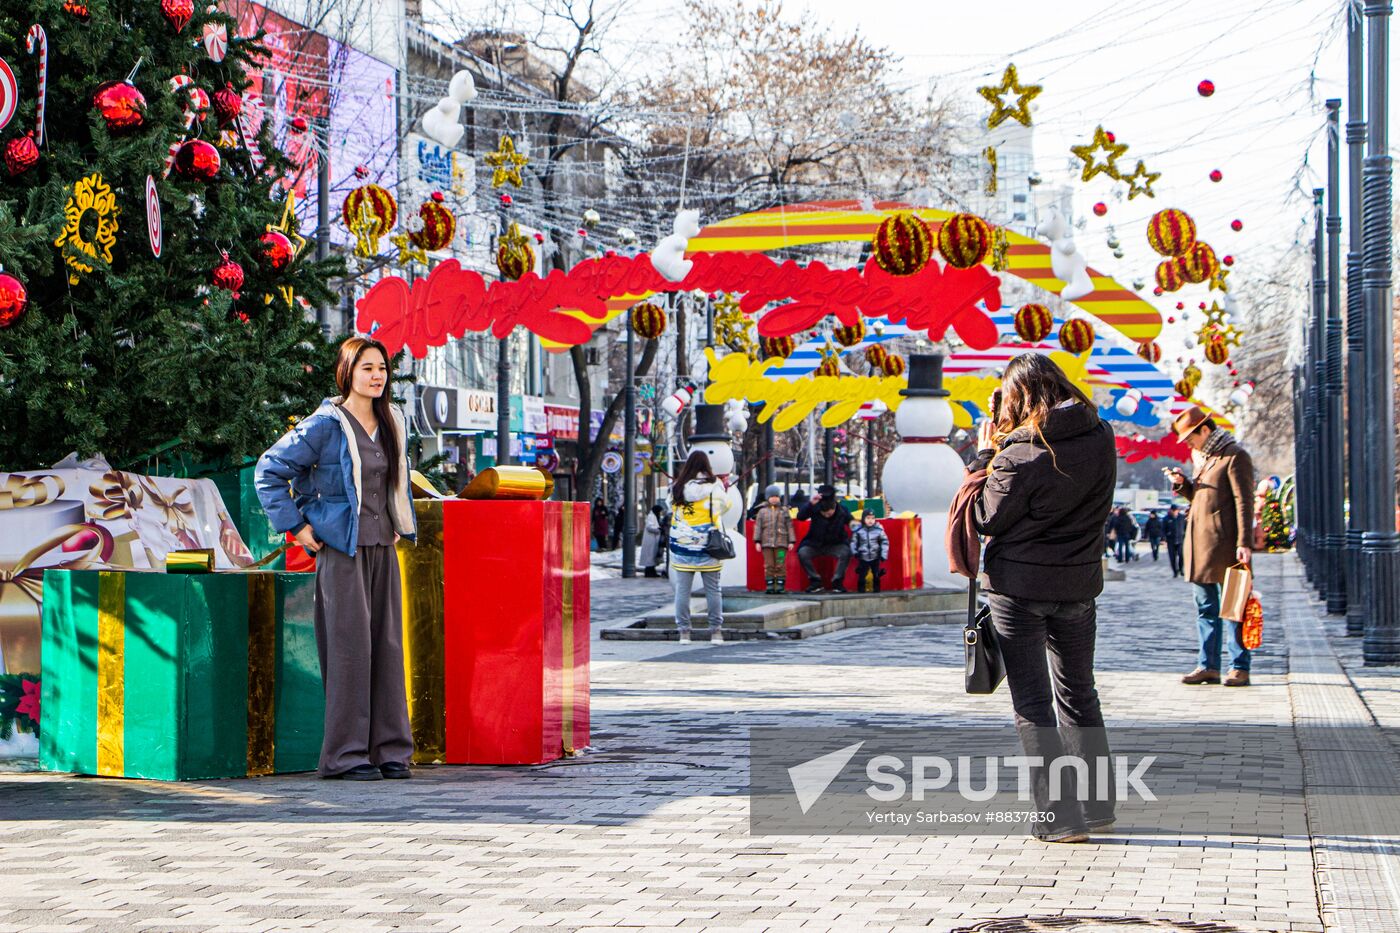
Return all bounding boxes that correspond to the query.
[39,569,324,780]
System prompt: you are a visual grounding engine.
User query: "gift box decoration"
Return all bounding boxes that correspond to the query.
[39,569,323,780]
[746,517,924,593]
[399,498,589,765]
[1,467,257,676]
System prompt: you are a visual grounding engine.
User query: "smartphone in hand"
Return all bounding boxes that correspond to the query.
[989,388,1003,423]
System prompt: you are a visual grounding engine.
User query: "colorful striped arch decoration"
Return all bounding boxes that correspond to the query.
[542,199,1163,349]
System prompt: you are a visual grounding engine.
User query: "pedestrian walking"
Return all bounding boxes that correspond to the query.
[796,483,855,592]
[1145,511,1164,561]
[591,497,610,551]
[972,352,1117,843]
[1168,405,1256,687]
[850,511,890,592]
[255,336,417,781]
[1163,504,1186,577]
[668,451,731,645]
[753,484,796,594]
[640,504,666,577]
[1111,507,1136,563]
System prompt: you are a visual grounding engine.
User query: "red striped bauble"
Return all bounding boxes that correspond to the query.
[1177,241,1218,285]
[1136,340,1163,363]
[881,354,906,377]
[761,335,795,359]
[1203,335,1229,364]
[864,344,889,369]
[936,212,992,269]
[629,302,667,339]
[1174,378,1195,399]
[1014,303,1054,342]
[1058,318,1095,354]
[815,357,841,378]
[1155,258,1186,292]
[342,183,397,241]
[833,319,866,347]
[1146,208,1197,257]
[410,195,456,252]
[872,212,934,276]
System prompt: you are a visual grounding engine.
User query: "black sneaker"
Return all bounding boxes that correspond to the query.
[831,584,848,594]
[379,762,412,779]
[805,584,824,594]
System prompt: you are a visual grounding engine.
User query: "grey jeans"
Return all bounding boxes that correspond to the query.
[673,569,723,633]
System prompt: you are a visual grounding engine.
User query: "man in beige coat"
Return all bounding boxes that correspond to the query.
[1167,406,1255,686]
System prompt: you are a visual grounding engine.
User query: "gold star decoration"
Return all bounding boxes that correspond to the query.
[978,64,1042,130]
[1202,301,1229,329]
[984,146,998,196]
[266,191,307,305]
[1069,125,1129,183]
[989,226,1010,272]
[391,231,429,267]
[1121,160,1160,200]
[1215,322,1244,349]
[484,134,529,188]
[1210,266,1231,293]
[713,294,758,359]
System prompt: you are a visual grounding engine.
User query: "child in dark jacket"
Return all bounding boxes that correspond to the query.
[850,512,890,592]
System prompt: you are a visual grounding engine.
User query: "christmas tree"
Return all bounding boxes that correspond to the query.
[1261,489,1289,551]
[0,0,340,472]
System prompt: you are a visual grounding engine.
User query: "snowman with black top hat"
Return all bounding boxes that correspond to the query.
[684,404,748,587]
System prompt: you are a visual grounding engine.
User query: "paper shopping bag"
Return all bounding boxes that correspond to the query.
[1220,562,1252,622]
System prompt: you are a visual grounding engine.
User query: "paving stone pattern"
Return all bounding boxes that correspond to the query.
[1,551,1391,932]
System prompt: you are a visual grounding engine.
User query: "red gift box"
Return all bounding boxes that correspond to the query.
[438,499,590,764]
[746,517,923,592]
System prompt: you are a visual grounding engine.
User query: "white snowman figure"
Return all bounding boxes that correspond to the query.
[881,354,968,589]
[685,404,748,587]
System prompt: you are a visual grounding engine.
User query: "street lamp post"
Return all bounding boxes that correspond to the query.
[622,314,637,578]
[1306,189,1326,589]
[1345,7,1369,636]
[1324,100,1347,615]
[1361,0,1400,664]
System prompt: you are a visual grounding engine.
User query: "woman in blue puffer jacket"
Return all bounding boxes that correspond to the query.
[255,336,417,781]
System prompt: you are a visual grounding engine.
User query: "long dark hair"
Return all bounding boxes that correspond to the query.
[995,352,1093,472]
[334,336,400,492]
[671,450,715,507]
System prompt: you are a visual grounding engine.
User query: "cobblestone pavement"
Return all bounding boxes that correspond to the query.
[3,549,1398,932]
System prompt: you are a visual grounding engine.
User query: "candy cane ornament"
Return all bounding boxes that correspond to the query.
[25,25,46,146]
[146,174,163,258]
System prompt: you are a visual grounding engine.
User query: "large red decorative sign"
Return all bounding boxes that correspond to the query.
[356,251,1002,360]
[1115,433,1191,464]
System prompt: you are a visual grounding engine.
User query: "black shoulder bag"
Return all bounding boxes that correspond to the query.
[703,492,736,560]
[964,579,1005,695]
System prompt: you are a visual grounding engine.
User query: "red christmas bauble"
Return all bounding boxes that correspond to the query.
[212,84,243,127]
[1167,316,1176,324]
[936,212,991,269]
[291,116,308,133]
[1105,131,1116,143]
[1176,302,1184,310]
[762,335,795,359]
[1153,286,1164,296]
[881,354,906,377]
[1092,202,1107,217]
[1231,219,1243,232]
[173,139,221,180]
[258,231,294,271]
[0,271,28,328]
[1136,340,1163,363]
[4,134,39,176]
[629,302,667,340]
[211,252,244,294]
[1058,318,1096,354]
[93,81,147,134]
[874,211,935,275]
[864,344,889,368]
[500,193,513,206]
[411,197,456,253]
[1209,169,1223,182]
[1229,368,1239,376]
[161,0,194,32]
[1014,303,1054,343]
[1223,254,1235,266]
[1197,79,1215,97]
[833,319,866,347]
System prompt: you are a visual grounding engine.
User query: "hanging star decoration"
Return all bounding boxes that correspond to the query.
[989,226,1010,272]
[1202,301,1229,329]
[1121,160,1160,200]
[1070,126,1129,183]
[391,227,429,266]
[1210,266,1231,293]
[484,134,529,188]
[267,190,307,308]
[978,64,1042,130]
[713,294,758,359]
[984,146,998,196]
[1215,322,1244,349]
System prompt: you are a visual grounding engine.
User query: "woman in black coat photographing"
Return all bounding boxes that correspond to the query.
[971,353,1118,843]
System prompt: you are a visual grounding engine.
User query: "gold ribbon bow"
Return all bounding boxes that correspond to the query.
[88,470,144,521]
[136,477,195,531]
[0,474,68,510]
